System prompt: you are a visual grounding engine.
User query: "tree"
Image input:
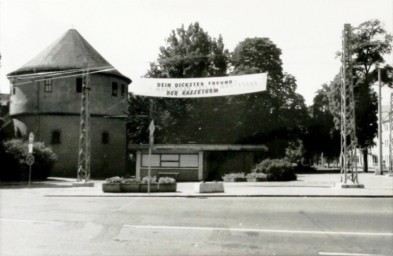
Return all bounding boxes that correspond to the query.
[230,38,308,157]
[231,37,283,83]
[351,20,393,172]
[146,23,228,78]
[285,139,305,166]
[128,22,230,144]
[329,20,392,172]
[306,84,340,165]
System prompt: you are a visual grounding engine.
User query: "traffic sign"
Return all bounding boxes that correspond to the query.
[28,132,34,153]
[29,132,34,143]
[26,154,35,166]
[149,120,155,136]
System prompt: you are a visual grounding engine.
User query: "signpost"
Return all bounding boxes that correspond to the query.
[148,120,155,194]
[27,132,35,188]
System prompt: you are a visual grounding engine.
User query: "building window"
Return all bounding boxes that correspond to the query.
[141,154,199,168]
[372,155,377,166]
[76,78,82,93]
[161,154,180,167]
[121,84,125,96]
[102,132,109,144]
[112,82,118,96]
[44,78,52,92]
[51,130,61,144]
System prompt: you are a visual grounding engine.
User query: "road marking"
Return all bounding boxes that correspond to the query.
[1,218,392,239]
[319,252,386,256]
[123,224,393,237]
[0,218,62,225]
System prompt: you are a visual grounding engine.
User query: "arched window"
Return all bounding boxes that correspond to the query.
[44,78,52,92]
[102,132,109,144]
[51,130,61,144]
[76,78,82,93]
[112,82,118,96]
[121,84,126,96]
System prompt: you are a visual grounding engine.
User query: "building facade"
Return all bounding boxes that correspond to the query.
[8,29,131,178]
[355,105,391,172]
[129,144,268,181]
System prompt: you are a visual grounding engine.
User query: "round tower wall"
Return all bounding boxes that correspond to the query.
[14,114,127,178]
[10,73,129,117]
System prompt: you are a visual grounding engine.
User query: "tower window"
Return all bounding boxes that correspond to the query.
[121,84,125,96]
[44,79,52,92]
[76,78,82,93]
[51,130,61,144]
[13,87,16,95]
[112,82,118,96]
[102,132,109,144]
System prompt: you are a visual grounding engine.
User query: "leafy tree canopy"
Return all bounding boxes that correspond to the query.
[129,22,230,144]
[328,19,392,172]
[129,23,309,160]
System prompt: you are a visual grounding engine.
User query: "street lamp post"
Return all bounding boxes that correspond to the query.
[377,68,383,175]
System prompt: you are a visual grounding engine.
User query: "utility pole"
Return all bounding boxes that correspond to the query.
[377,68,383,175]
[74,70,94,187]
[338,24,364,188]
[389,92,393,176]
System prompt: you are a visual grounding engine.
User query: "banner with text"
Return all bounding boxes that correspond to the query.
[130,73,267,98]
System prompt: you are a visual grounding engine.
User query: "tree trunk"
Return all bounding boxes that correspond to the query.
[362,148,368,173]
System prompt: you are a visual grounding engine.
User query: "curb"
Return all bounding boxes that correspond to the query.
[44,194,393,198]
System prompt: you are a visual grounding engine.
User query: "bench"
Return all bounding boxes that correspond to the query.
[157,171,180,180]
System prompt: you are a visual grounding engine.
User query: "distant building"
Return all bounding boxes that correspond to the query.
[0,93,11,136]
[7,29,131,178]
[355,105,391,172]
[0,93,9,117]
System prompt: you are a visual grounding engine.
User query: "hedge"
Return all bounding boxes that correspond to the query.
[0,139,57,181]
[252,158,297,181]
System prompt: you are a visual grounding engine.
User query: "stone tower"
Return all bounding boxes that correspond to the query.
[8,29,131,178]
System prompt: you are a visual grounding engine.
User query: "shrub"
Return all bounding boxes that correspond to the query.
[121,177,140,184]
[0,139,57,181]
[141,176,157,184]
[105,176,123,184]
[253,158,297,181]
[158,177,176,184]
[222,172,245,182]
[293,165,317,173]
[246,172,267,179]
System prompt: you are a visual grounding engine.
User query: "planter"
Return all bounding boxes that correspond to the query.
[102,183,121,193]
[158,183,177,192]
[139,184,158,193]
[195,182,224,193]
[121,183,140,193]
[247,177,267,182]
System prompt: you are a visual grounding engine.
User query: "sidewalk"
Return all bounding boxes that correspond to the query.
[1,173,392,197]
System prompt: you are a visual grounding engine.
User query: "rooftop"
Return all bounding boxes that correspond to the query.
[8,29,131,83]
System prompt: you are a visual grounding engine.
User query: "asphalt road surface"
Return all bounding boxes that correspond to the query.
[0,193,392,256]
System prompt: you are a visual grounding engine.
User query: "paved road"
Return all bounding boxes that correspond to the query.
[1,193,392,256]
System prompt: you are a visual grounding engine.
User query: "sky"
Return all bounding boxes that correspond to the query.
[0,0,392,106]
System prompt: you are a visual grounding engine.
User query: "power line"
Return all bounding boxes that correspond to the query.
[7,65,114,79]
[9,67,116,86]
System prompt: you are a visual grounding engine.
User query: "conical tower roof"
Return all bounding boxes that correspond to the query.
[8,29,131,83]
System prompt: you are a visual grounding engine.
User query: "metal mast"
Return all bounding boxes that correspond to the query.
[339,24,361,185]
[77,70,91,183]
